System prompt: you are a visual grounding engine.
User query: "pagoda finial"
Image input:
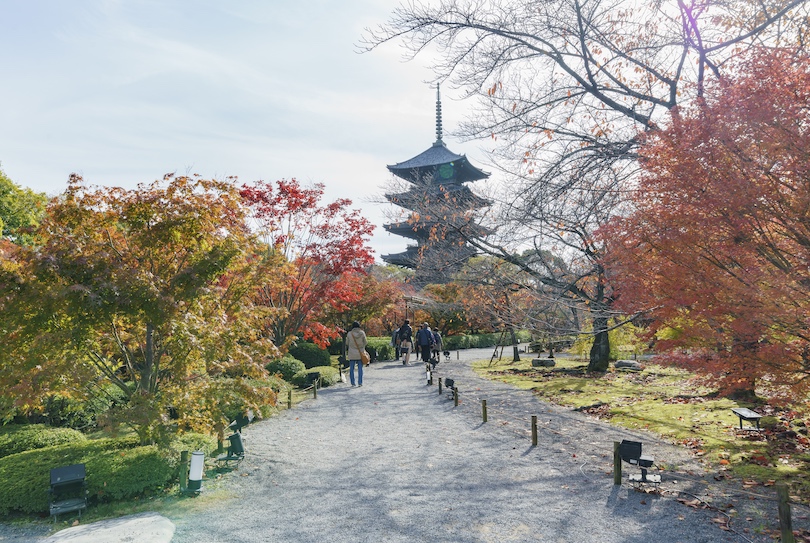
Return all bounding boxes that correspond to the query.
[434,83,444,146]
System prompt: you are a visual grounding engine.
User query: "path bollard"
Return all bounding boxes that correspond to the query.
[613,442,622,485]
[482,399,488,423]
[313,380,317,399]
[777,484,795,543]
[453,388,459,407]
[531,415,538,446]
[438,377,443,394]
[179,450,189,493]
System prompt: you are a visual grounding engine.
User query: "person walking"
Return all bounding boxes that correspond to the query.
[398,319,413,365]
[416,322,435,365]
[431,328,443,363]
[346,321,368,387]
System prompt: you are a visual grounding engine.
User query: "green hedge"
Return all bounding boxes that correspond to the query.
[0,436,169,515]
[358,332,533,360]
[291,366,340,388]
[266,355,306,381]
[0,425,87,459]
[366,339,393,361]
[288,342,331,369]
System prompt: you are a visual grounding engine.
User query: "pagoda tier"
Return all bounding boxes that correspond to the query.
[382,242,479,272]
[384,219,492,240]
[381,245,421,268]
[385,183,491,210]
[387,141,489,184]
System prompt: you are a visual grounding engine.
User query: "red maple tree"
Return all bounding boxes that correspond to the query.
[240,179,375,348]
[600,50,810,400]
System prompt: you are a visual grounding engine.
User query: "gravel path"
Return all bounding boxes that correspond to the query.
[4,348,806,542]
[169,348,800,543]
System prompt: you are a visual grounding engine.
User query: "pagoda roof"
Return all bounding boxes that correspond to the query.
[387,142,489,183]
[381,245,421,268]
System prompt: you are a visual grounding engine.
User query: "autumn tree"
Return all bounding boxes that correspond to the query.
[240,179,375,348]
[0,168,47,245]
[322,266,402,337]
[363,0,808,371]
[0,175,279,441]
[601,50,810,400]
[455,255,579,359]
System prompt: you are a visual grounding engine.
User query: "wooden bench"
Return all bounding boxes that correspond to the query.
[731,407,763,430]
[49,464,88,520]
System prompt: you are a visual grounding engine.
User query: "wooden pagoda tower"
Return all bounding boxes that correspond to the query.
[382,87,490,283]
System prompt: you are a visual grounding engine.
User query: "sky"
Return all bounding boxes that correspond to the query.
[0,0,494,261]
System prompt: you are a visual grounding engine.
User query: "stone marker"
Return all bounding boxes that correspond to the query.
[531,358,556,367]
[615,360,642,371]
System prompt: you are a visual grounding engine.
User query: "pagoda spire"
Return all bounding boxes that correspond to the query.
[434,84,443,146]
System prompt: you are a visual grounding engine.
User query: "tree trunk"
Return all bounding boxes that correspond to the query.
[509,326,520,362]
[588,314,611,372]
[142,323,154,392]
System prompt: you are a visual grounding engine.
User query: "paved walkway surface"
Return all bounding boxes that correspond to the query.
[5,347,807,542]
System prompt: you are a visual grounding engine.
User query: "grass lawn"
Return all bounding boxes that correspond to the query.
[474,354,810,501]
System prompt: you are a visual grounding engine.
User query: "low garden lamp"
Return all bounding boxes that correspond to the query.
[187,451,205,493]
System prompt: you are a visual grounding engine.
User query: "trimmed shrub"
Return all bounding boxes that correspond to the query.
[166,432,218,458]
[0,435,172,515]
[444,334,470,350]
[266,355,306,381]
[291,366,340,388]
[366,338,394,361]
[37,384,128,430]
[288,342,331,369]
[0,424,87,459]
[327,339,344,355]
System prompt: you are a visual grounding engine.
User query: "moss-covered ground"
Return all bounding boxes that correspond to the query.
[474,355,810,502]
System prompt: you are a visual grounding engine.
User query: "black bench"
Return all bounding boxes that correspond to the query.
[49,464,88,520]
[216,432,246,469]
[619,440,660,484]
[731,407,763,430]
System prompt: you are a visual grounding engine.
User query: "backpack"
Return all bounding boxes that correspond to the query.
[399,325,412,342]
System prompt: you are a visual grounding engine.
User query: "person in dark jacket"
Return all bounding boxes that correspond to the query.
[416,322,435,364]
[398,320,413,365]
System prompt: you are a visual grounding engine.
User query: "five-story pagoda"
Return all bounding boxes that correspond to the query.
[382,88,490,283]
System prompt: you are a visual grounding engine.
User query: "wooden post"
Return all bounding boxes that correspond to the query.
[777,484,795,543]
[179,450,189,493]
[482,399,488,423]
[613,442,622,485]
[313,381,318,399]
[531,415,538,446]
[453,388,459,407]
[216,426,224,454]
[287,389,292,409]
[438,378,443,394]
